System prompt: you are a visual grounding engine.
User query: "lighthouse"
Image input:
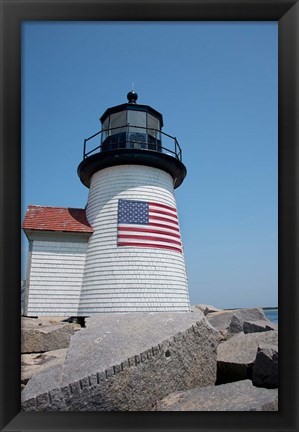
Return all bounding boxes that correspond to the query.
[77,91,190,315]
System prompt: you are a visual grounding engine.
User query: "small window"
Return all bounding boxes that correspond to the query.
[147,114,160,140]
[102,116,109,141]
[128,110,146,133]
[110,111,127,135]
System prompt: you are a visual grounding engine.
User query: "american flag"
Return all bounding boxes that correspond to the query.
[117,199,182,253]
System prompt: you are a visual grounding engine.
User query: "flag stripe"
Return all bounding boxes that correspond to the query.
[119,232,180,243]
[149,222,180,232]
[149,211,178,223]
[148,208,178,219]
[118,242,182,253]
[149,218,179,230]
[119,222,180,234]
[118,237,178,246]
[149,215,179,225]
[118,226,181,239]
[118,234,182,246]
[149,202,177,213]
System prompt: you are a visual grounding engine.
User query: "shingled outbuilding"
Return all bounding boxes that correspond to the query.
[22,205,93,316]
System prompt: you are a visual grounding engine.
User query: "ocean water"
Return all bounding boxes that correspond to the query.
[263,308,278,324]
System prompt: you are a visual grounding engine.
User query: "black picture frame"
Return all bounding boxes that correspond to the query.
[0,1,298,431]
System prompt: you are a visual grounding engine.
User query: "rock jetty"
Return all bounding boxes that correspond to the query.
[22,312,219,411]
[21,305,278,411]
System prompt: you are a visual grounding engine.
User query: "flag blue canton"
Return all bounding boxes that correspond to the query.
[118,200,149,225]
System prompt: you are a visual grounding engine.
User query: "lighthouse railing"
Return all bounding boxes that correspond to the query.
[83,125,183,162]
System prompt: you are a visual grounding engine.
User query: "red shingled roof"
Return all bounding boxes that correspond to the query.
[22,205,93,233]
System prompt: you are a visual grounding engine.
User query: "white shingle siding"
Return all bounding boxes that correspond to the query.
[25,237,89,317]
[78,165,190,314]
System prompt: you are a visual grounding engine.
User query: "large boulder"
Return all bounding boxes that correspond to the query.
[243,320,276,334]
[227,315,243,338]
[252,344,278,388]
[217,330,278,384]
[21,317,81,353]
[206,308,274,339]
[21,348,68,386]
[22,312,220,411]
[192,304,222,315]
[154,380,278,411]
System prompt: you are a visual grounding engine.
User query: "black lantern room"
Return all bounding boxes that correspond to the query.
[78,91,187,189]
[101,91,163,152]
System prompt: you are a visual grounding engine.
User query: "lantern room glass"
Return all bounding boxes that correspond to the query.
[110,111,127,134]
[147,114,160,142]
[127,111,146,132]
[101,107,162,152]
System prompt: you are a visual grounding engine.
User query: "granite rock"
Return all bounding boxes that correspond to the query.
[21,317,81,353]
[217,330,278,384]
[22,312,220,411]
[227,315,243,338]
[243,320,276,334]
[207,308,268,331]
[207,308,273,340]
[154,379,278,411]
[252,344,278,388]
[192,304,222,315]
[21,348,68,386]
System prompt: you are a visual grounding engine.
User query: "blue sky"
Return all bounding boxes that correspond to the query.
[22,22,278,309]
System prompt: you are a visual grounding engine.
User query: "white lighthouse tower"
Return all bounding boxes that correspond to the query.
[77,91,190,315]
